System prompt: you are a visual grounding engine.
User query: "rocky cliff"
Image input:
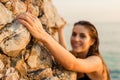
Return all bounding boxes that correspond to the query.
[0,0,76,80]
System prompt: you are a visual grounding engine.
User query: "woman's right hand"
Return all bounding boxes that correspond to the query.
[17,12,48,42]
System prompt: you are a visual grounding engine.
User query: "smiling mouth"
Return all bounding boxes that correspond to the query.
[72,44,82,48]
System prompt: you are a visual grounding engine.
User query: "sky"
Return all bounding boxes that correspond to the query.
[53,0,120,24]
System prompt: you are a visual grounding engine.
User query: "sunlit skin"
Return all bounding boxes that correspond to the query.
[17,12,110,80]
[71,25,94,58]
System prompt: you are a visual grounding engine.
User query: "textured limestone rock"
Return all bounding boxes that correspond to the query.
[27,68,53,80]
[5,0,27,17]
[5,67,19,80]
[15,59,27,77]
[0,20,31,57]
[0,3,13,30]
[53,64,77,80]
[0,0,9,3]
[40,0,65,28]
[27,43,52,70]
[0,59,4,70]
[0,0,77,80]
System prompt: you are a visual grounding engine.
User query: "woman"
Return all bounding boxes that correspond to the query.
[17,12,110,80]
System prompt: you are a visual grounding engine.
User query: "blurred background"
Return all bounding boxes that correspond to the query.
[53,0,120,79]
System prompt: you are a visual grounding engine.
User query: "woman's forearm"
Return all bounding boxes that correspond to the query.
[38,34,76,69]
[58,28,67,49]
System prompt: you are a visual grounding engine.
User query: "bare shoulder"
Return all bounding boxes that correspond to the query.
[85,55,103,71]
[86,56,107,80]
[86,55,102,64]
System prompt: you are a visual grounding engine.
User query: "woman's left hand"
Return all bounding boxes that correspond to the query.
[58,18,67,31]
[17,12,47,42]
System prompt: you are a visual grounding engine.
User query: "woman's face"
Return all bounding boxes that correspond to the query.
[70,25,94,54]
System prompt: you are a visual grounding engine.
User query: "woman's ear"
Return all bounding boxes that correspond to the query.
[90,39,95,46]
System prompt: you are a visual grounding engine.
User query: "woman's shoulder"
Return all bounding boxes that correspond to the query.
[86,55,102,65]
[86,55,103,71]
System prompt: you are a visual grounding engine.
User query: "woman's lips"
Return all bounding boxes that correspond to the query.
[72,44,81,48]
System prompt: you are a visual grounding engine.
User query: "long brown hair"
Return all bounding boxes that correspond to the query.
[74,20,111,80]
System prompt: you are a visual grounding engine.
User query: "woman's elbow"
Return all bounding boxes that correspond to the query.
[63,63,74,71]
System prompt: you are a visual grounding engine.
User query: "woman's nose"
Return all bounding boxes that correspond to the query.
[74,35,80,41]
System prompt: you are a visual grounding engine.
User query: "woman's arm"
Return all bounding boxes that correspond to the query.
[58,21,67,49]
[39,34,102,73]
[17,12,103,73]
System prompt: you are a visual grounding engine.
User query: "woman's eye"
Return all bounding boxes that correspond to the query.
[72,32,76,37]
[79,34,86,38]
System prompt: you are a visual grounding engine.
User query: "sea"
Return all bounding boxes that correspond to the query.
[64,23,120,80]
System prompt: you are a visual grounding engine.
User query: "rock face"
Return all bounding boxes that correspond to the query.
[0,0,77,80]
